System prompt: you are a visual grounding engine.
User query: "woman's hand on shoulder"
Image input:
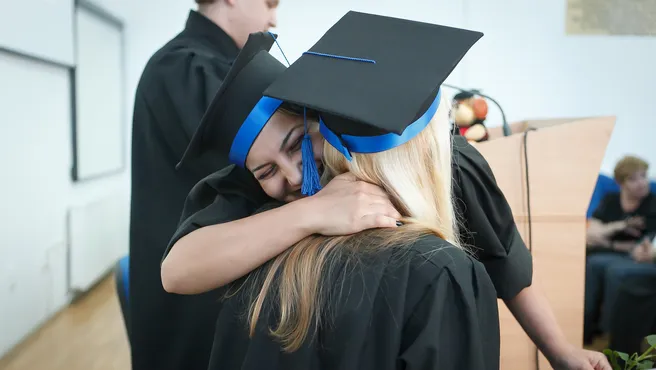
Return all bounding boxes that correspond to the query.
[299,172,402,236]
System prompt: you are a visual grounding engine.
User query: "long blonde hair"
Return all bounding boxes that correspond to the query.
[244,93,459,352]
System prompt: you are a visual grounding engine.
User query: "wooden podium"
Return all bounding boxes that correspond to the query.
[474,116,616,370]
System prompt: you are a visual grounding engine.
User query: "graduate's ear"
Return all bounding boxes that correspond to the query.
[223,0,237,6]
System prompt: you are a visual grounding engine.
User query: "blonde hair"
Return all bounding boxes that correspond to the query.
[243,94,459,352]
[614,155,649,184]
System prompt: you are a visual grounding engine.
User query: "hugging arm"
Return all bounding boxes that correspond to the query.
[586,195,630,247]
[161,171,401,295]
[453,137,611,369]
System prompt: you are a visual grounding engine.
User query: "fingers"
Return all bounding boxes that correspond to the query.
[359,214,399,230]
[358,202,403,231]
[330,172,387,195]
[593,353,612,370]
[364,202,403,221]
[327,173,396,204]
[350,180,390,199]
[627,216,645,228]
[625,227,642,237]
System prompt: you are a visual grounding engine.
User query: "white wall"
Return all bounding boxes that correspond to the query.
[457,0,656,177]
[0,52,73,357]
[273,0,655,177]
[0,0,191,359]
[0,51,130,356]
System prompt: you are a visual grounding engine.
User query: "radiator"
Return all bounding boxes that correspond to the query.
[67,191,129,293]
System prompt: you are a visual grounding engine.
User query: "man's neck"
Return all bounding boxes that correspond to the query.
[197,5,241,48]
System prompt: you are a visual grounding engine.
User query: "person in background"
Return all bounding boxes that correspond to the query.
[128,1,279,369]
[584,155,656,345]
[608,266,656,355]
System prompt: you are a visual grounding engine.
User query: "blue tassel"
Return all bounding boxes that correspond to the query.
[300,108,322,196]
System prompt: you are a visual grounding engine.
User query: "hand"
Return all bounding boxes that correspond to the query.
[631,239,655,263]
[549,346,611,370]
[623,216,645,237]
[612,240,639,253]
[301,172,402,236]
[626,216,645,229]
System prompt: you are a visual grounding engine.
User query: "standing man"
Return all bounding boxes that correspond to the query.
[129,1,278,370]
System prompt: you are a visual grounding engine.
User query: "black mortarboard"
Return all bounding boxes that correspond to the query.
[177,32,286,170]
[263,11,483,160]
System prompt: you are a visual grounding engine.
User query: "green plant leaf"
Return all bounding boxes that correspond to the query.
[637,359,653,369]
[647,335,656,347]
[605,349,622,370]
[616,351,631,370]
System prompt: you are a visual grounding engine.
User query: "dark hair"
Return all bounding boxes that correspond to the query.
[195,0,215,4]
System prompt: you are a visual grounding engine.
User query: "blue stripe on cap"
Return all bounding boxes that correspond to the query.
[320,88,442,159]
[229,96,284,167]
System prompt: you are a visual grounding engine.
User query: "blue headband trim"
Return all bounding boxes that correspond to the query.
[228,96,284,167]
[320,88,442,160]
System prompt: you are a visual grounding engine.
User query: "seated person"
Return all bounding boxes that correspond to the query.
[584,155,656,343]
[607,261,656,355]
[164,13,500,369]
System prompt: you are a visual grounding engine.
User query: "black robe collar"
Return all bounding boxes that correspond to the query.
[183,10,240,60]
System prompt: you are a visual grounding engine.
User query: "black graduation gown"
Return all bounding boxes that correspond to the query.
[163,173,499,369]
[168,137,533,303]
[207,229,500,370]
[129,10,257,370]
[451,136,533,300]
[163,136,529,368]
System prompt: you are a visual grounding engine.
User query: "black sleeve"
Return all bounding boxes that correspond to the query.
[162,166,270,262]
[645,195,656,234]
[452,136,533,300]
[398,256,500,370]
[591,193,616,223]
[158,50,230,138]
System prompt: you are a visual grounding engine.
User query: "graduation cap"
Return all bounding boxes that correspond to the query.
[264,11,483,163]
[176,32,286,170]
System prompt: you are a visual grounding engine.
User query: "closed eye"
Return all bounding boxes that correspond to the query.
[257,164,277,180]
[289,137,302,152]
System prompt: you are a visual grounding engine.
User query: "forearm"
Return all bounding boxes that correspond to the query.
[504,284,570,362]
[586,219,622,245]
[161,199,316,294]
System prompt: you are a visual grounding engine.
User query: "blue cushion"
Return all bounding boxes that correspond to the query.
[118,255,129,304]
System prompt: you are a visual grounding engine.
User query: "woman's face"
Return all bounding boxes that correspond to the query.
[245,111,324,202]
[621,169,650,199]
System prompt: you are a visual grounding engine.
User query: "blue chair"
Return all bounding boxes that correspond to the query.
[586,174,656,218]
[115,255,131,344]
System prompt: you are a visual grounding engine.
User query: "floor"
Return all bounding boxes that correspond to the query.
[0,275,130,370]
[0,274,612,370]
